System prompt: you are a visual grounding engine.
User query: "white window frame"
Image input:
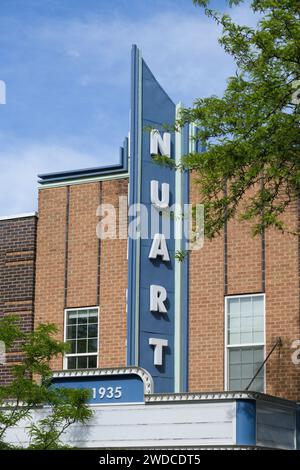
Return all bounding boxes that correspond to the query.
[64,306,99,370]
[224,293,266,392]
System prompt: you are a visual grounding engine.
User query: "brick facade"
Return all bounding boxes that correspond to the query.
[9,175,299,401]
[34,179,128,371]
[0,214,37,385]
[188,178,300,401]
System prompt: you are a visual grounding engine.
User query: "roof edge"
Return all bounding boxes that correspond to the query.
[0,212,38,221]
[38,143,129,185]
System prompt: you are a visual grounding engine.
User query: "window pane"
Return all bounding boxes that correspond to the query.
[88,310,98,322]
[78,313,88,324]
[229,364,241,379]
[68,340,77,354]
[66,354,98,370]
[66,309,98,324]
[253,315,264,330]
[88,324,98,338]
[227,295,264,346]
[229,332,240,345]
[88,338,97,353]
[241,349,253,363]
[88,356,97,368]
[241,363,254,379]
[65,308,99,371]
[241,332,252,344]
[229,379,241,391]
[77,339,87,353]
[253,296,264,315]
[254,347,264,363]
[251,377,264,393]
[241,316,252,330]
[66,325,76,340]
[67,357,76,369]
[228,298,239,314]
[240,297,252,316]
[229,349,241,364]
[241,378,250,390]
[78,324,87,339]
[253,331,264,343]
[67,315,77,325]
[228,346,264,392]
[77,356,88,369]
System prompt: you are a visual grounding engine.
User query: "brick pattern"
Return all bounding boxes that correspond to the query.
[34,175,300,401]
[35,179,128,371]
[0,365,15,385]
[99,179,128,368]
[34,187,68,370]
[227,208,263,295]
[0,216,37,385]
[67,183,100,308]
[265,200,300,400]
[188,176,300,401]
[188,178,225,392]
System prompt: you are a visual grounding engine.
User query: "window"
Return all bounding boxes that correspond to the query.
[64,307,99,370]
[225,295,265,392]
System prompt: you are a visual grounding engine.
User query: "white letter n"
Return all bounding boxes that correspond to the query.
[150,130,171,157]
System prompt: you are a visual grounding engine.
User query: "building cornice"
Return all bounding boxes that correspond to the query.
[52,366,154,395]
[38,140,129,186]
[145,391,297,407]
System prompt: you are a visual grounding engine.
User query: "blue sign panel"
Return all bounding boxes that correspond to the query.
[127,45,189,393]
[50,369,151,404]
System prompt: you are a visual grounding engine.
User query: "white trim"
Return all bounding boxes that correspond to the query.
[225,292,264,300]
[145,390,296,407]
[224,293,266,392]
[52,366,154,395]
[3,388,295,408]
[64,306,99,312]
[64,353,98,357]
[64,306,100,370]
[38,172,129,189]
[227,343,264,349]
[0,212,38,221]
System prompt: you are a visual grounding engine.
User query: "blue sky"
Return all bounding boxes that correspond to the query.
[0,0,255,216]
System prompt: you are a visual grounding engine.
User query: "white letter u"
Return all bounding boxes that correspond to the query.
[150,180,169,210]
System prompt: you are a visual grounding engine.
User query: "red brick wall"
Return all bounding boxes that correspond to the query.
[188,180,225,392]
[35,187,67,370]
[35,179,128,371]
[265,201,300,400]
[188,177,300,401]
[34,175,300,401]
[0,215,37,385]
[67,184,100,308]
[99,180,128,368]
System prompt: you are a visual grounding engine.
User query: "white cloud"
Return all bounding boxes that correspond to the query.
[0,142,115,216]
[0,4,258,216]
[36,5,257,104]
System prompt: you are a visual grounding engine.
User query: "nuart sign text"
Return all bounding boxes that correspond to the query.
[127,45,190,393]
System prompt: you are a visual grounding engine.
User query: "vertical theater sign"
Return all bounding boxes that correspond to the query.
[127,45,190,393]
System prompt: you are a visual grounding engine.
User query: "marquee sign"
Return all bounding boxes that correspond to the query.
[127,45,190,393]
[50,368,153,404]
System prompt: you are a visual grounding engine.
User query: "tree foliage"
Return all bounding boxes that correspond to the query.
[179,0,300,237]
[0,316,92,449]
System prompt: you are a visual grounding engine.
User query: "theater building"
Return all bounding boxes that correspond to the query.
[2,46,300,449]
